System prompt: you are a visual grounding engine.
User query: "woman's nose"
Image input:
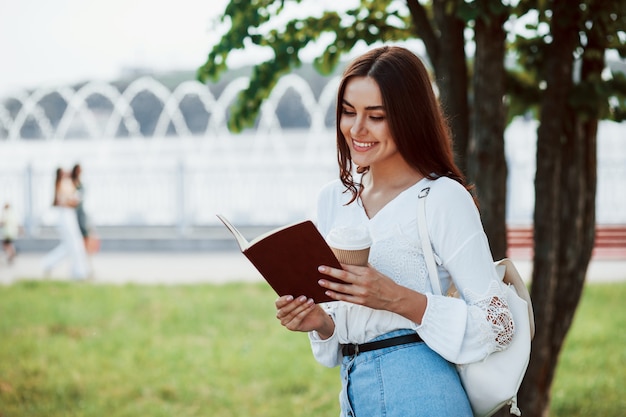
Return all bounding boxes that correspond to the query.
[350,115,366,137]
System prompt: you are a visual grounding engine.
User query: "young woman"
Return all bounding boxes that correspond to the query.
[275,46,515,416]
[42,167,90,279]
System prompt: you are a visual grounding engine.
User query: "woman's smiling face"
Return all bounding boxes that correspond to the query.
[339,76,402,170]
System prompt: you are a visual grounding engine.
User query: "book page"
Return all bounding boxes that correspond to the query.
[216,214,250,251]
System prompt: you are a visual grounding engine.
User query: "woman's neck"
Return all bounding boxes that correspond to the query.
[362,162,424,193]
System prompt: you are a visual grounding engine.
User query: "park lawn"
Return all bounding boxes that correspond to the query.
[0,280,624,417]
[549,280,626,416]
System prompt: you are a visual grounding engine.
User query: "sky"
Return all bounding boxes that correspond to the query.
[0,0,238,95]
[0,0,422,97]
[0,0,326,95]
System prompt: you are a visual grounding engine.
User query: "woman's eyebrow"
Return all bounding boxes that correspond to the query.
[342,99,355,108]
[342,99,385,111]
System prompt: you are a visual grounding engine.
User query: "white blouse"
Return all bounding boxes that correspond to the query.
[308,176,514,367]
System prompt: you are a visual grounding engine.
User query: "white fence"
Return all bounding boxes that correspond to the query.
[0,130,338,235]
[1,118,625,237]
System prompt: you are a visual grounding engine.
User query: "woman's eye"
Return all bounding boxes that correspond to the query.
[341,108,355,116]
[370,115,385,121]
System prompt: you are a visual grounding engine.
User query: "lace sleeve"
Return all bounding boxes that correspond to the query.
[463,281,515,352]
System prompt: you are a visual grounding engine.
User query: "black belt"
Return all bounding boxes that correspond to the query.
[342,333,423,356]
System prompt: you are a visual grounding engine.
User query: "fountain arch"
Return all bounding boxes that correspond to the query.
[0,74,341,233]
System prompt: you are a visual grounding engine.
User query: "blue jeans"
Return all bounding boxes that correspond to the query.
[340,329,472,417]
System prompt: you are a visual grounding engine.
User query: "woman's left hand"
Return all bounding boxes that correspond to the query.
[318,264,427,323]
[318,264,402,311]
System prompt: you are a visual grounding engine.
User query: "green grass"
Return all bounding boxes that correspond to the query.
[0,280,624,416]
[549,282,626,416]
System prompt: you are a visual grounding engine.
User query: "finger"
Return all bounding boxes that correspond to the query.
[275,295,295,309]
[280,298,315,326]
[318,265,354,283]
[285,304,317,331]
[318,265,363,296]
[276,295,311,319]
[341,263,369,273]
[322,288,360,304]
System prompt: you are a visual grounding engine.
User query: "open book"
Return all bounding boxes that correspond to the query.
[217,214,342,303]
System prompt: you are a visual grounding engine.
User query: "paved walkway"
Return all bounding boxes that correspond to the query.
[0,251,624,286]
[0,251,258,285]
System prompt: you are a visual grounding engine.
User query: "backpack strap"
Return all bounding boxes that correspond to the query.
[417,187,442,295]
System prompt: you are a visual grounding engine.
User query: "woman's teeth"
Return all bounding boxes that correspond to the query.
[353,140,373,148]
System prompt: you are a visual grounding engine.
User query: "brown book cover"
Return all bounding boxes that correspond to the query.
[217,215,343,303]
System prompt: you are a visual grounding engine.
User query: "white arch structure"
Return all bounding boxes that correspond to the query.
[0,74,337,141]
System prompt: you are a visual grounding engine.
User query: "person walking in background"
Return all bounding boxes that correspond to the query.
[274,46,514,416]
[42,167,90,280]
[71,163,99,254]
[1,202,18,264]
[71,164,89,244]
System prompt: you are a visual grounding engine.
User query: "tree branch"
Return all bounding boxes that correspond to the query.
[406,0,439,62]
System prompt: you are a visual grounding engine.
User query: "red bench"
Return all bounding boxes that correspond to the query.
[506,225,626,260]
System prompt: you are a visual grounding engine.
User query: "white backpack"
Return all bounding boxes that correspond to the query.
[417,186,535,417]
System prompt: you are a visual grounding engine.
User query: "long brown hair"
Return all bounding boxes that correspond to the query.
[336,46,469,203]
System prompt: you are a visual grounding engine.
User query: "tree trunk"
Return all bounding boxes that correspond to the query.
[471,8,510,416]
[431,0,470,174]
[467,11,508,259]
[406,0,469,173]
[519,1,596,415]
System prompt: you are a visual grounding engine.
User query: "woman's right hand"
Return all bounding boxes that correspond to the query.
[275,295,335,339]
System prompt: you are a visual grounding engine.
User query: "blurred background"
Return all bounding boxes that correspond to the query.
[1,0,625,254]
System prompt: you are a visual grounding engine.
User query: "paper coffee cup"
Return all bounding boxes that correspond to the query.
[326,226,372,266]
